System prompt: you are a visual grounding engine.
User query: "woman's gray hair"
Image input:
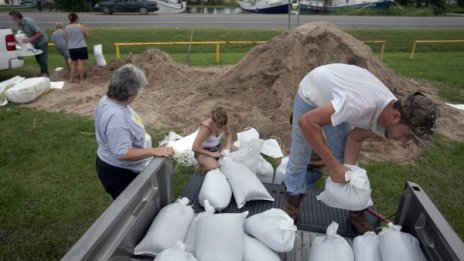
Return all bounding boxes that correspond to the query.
[107,64,148,101]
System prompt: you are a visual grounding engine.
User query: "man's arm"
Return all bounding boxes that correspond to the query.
[298,102,347,183]
[344,128,375,165]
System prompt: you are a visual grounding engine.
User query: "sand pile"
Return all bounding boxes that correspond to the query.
[24,21,464,163]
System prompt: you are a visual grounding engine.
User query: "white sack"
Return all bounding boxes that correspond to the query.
[134,197,194,256]
[255,155,274,183]
[15,32,35,51]
[236,127,260,144]
[5,77,50,104]
[160,130,198,166]
[0,76,25,106]
[379,223,427,261]
[243,234,281,261]
[154,242,198,261]
[308,221,354,261]
[93,44,107,66]
[184,200,215,254]
[244,208,296,253]
[262,138,284,158]
[316,164,373,211]
[219,157,274,208]
[353,231,381,261]
[198,169,232,210]
[195,212,248,261]
[230,138,264,173]
[274,156,288,184]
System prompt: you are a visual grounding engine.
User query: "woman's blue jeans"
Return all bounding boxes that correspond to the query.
[284,93,350,195]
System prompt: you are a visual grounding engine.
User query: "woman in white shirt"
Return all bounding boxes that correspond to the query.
[192,106,237,171]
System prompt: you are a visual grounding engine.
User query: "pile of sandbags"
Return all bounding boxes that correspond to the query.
[0,76,51,106]
[134,199,297,261]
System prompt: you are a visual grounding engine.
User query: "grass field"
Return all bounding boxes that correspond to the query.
[0,27,463,260]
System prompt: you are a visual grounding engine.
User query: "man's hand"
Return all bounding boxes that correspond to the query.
[329,163,349,183]
[153,147,174,158]
[22,37,31,44]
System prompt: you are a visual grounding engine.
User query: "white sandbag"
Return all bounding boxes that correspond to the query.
[353,231,381,261]
[5,77,50,104]
[198,169,232,210]
[15,31,35,51]
[243,234,281,261]
[230,138,264,173]
[236,127,260,144]
[195,212,248,261]
[184,200,215,254]
[255,155,274,183]
[160,130,198,166]
[309,221,354,261]
[134,197,195,256]
[244,208,296,253]
[219,157,274,208]
[262,138,284,158]
[379,223,427,261]
[0,76,25,106]
[274,156,288,184]
[154,242,198,261]
[93,44,107,66]
[316,164,373,211]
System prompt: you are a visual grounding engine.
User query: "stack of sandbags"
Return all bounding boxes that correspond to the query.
[0,76,25,106]
[5,77,50,104]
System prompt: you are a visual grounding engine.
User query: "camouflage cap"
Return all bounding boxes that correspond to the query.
[400,92,440,137]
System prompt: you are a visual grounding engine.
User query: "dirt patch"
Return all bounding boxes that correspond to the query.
[24,21,464,164]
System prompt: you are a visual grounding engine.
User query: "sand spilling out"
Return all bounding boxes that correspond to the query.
[24,21,464,163]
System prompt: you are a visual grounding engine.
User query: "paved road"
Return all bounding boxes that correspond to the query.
[1,12,464,29]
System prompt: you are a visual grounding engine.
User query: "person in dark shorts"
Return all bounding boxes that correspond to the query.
[64,12,89,84]
[94,64,174,199]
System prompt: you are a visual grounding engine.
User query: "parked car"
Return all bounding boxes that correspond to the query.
[94,0,159,15]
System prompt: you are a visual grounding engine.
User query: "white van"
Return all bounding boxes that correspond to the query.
[0,27,36,71]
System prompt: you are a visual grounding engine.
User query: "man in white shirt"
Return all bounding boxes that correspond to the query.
[283,63,440,234]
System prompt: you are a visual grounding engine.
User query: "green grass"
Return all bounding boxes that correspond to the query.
[1,27,464,259]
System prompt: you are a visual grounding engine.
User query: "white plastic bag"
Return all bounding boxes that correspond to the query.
[230,138,264,173]
[273,156,288,184]
[154,242,198,261]
[5,77,50,104]
[134,197,194,256]
[14,31,35,51]
[93,44,107,66]
[243,234,281,261]
[244,208,296,253]
[219,157,274,208]
[316,164,373,211]
[0,76,25,106]
[255,155,274,183]
[379,223,427,261]
[198,169,232,210]
[309,221,354,261]
[160,130,198,166]
[353,231,381,261]
[195,212,248,261]
[184,200,215,254]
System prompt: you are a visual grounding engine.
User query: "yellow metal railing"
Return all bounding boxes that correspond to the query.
[410,40,464,59]
[114,40,386,63]
[363,40,386,61]
[114,41,267,64]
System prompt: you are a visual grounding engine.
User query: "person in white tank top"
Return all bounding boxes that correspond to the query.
[192,106,238,171]
[283,63,439,234]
